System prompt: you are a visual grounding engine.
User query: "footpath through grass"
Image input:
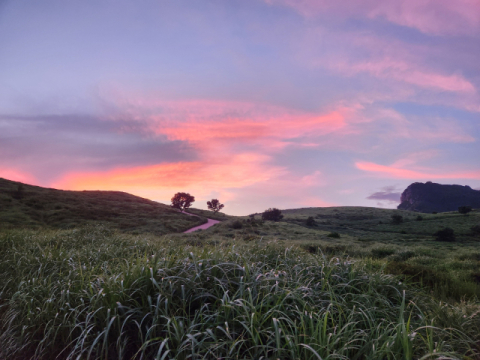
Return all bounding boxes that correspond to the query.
[1,227,479,359]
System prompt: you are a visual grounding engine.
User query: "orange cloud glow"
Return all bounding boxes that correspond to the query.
[54,153,287,202]
[356,161,480,180]
[0,168,36,184]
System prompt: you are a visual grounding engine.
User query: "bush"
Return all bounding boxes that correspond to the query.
[230,220,243,229]
[327,232,340,238]
[306,216,316,226]
[434,227,456,242]
[416,215,423,221]
[391,214,403,224]
[458,206,472,215]
[262,208,283,222]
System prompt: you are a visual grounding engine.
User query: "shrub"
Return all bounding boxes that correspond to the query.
[434,227,455,242]
[416,215,423,221]
[306,216,316,226]
[327,232,340,238]
[391,214,403,224]
[458,206,472,215]
[262,208,283,222]
[230,220,243,229]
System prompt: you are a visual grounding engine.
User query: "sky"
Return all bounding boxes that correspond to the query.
[0,0,479,215]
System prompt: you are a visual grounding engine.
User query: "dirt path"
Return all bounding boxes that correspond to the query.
[181,210,220,233]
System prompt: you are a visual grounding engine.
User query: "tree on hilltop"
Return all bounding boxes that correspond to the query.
[262,208,283,222]
[171,192,195,211]
[207,199,224,214]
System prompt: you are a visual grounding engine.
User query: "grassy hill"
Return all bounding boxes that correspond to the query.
[1,183,480,358]
[0,177,207,234]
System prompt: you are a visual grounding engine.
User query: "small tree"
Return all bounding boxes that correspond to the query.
[391,214,403,225]
[458,206,472,215]
[306,216,316,226]
[171,192,195,211]
[207,199,224,214]
[262,208,283,222]
[434,227,456,242]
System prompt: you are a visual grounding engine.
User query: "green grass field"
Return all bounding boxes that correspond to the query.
[1,228,479,359]
[1,179,480,359]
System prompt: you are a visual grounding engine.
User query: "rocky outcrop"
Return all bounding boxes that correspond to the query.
[397,181,480,213]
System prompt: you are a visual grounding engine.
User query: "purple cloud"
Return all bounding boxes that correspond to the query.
[367,186,401,203]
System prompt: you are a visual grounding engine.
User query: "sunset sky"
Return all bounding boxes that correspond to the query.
[1,0,479,215]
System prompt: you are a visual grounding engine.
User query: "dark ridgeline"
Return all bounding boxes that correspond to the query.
[398,181,480,213]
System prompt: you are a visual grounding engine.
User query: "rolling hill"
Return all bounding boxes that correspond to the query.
[0,177,206,235]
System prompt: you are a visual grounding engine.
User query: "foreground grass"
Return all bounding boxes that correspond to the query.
[194,212,480,301]
[1,228,479,359]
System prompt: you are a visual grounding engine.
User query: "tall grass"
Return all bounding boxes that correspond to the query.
[0,227,479,359]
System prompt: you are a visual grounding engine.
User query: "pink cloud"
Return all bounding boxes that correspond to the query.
[333,59,475,93]
[103,97,351,151]
[356,161,480,180]
[268,0,480,36]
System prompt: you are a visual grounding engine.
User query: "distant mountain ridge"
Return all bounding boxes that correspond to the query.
[397,181,480,213]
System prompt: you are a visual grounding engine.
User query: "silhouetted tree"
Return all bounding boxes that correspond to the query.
[434,227,455,242]
[171,192,195,211]
[207,199,224,214]
[262,208,283,222]
[458,206,472,215]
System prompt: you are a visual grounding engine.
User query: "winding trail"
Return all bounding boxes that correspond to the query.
[181,210,220,233]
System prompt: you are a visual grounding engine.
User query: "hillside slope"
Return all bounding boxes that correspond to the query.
[0,178,205,234]
[278,206,480,241]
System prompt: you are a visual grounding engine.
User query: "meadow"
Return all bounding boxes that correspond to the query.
[1,221,479,359]
[1,179,480,359]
